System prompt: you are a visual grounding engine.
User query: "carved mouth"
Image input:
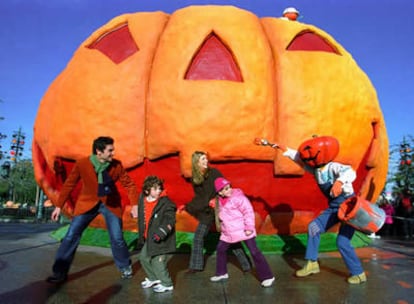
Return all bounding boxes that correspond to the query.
[32,117,385,236]
[300,150,320,167]
[32,121,380,213]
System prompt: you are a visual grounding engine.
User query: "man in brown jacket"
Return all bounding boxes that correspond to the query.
[46,136,138,283]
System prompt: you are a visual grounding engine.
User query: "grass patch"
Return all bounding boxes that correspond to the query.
[51,226,372,255]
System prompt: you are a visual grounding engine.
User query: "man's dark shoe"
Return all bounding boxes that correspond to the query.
[46,273,67,284]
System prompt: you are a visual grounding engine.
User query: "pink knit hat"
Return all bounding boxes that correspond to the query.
[214,177,230,192]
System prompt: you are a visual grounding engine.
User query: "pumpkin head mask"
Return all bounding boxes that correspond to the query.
[298,135,339,168]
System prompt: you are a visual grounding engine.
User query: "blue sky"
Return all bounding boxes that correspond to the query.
[0,0,413,166]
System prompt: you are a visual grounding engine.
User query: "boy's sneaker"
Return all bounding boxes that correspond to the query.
[261,277,275,287]
[153,284,174,293]
[210,273,229,282]
[120,265,133,279]
[141,277,161,289]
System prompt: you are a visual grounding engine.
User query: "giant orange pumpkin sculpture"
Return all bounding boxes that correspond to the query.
[33,5,388,235]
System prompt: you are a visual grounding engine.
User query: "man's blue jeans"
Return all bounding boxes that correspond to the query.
[52,202,130,275]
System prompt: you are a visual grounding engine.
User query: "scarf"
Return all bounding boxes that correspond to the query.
[89,154,110,184]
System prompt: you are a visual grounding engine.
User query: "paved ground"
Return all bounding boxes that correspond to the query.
[0,222,413,304]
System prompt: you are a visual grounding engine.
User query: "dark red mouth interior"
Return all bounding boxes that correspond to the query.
[33,141,372,222]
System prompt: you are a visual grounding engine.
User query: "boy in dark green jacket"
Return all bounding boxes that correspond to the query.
[136,176,176,293]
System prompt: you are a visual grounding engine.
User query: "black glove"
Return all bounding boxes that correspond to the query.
[152,233,161,243]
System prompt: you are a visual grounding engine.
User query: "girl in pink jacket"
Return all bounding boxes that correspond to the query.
[210,177,275,287]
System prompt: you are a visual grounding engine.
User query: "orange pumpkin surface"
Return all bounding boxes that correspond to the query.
[33,5,388,234]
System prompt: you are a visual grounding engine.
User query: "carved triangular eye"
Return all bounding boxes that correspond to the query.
[88,24,139,64]
[287,30,340,55]
[185,32,243,81]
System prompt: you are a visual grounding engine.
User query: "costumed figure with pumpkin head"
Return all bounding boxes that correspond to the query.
[271,135,366,284]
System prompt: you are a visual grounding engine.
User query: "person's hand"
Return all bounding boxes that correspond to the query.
[63,204,74,216]
[330,180,343,197]
[245,230,253,236]
[51,207,61,222]
[271,143,287,152]
[177,205,186,213]
[46,187,59,204]
[152,233,161,243]
[130,205,138,218]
